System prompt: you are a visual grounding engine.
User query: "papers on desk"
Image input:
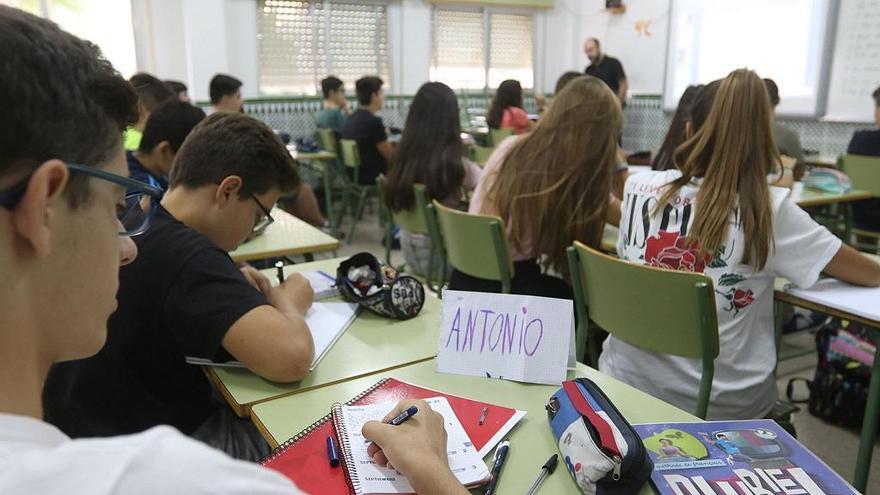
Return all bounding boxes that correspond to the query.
[300,270,339,300]
[185,301,359,371]
[786,278,880,322]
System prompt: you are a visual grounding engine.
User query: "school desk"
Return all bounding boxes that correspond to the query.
[774,253,880,492]
[290,149,342,226]
[251,358,699,495]
[790,185,873,208]
[804,154,839,169]
[229,209,339,263]
[205,258,441,417]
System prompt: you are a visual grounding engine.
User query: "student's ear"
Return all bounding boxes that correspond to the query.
[12,160,70,258]
[685,121,694,139]
[155,141,175,174]
[215,175,244,206]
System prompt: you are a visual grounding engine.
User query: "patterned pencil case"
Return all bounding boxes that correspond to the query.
[335,252,425,320]
[546,378,653,495]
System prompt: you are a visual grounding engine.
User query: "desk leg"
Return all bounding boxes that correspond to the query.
[853,329,880,492]
[322,163,335,228]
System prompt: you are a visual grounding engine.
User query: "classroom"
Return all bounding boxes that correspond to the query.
[2,0,880,494]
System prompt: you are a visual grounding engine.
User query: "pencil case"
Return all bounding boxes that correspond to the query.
[802,169,852,194]
[336,252,425,320]
[546,378,653,495]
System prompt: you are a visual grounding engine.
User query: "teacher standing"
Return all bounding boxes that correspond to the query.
[583,37,628,105]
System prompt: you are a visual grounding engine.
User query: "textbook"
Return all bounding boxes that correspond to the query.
[185,301,358,371]
[632,420,856,495]
[261,377,526,494]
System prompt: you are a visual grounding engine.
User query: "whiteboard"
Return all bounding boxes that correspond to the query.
[825,0,880,122]
[663,0,834,117]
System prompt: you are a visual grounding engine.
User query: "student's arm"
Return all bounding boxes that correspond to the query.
[822,245,880,287]
[223,270,315,382]
[377,140,394,164]
[617,78,628,104]
[606,194,622,227]
[771,155,796,189]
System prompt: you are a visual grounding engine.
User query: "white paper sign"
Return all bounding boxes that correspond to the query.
[436,290,574,385]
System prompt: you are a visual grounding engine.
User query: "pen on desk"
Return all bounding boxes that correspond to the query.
[275,261,285,284]
[478,406,489,425]
[317,270,335,282]
[483,439,510,495]
[365,406,419,443]
[326,436,340,467]
[524,454,558,495]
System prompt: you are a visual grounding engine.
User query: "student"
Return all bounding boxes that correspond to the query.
[44,112,317,461]
[316,75,349,135]
[385,82,482,278]
[554,71,584,94]
[0,6,466,494]
[165,79,190,103]
[124,72,175,151]
[763,78,806,179]
[605,69,880,420]
[341,76,392,185]
[652,85,703,171]
[846,85,880,233]
[209,73,244,113]
[486,79,534,135]
[454,75,622,298]
[128,100,205,192]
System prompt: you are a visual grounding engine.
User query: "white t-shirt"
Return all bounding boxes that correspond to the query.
[0,413,301,494]
[600,170,842,419]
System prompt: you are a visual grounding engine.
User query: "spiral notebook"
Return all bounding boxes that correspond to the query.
[260,378,526,494]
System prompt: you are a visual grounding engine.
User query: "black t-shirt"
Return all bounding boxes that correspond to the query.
[341,109,388,185]
[846,129,880,230]
[847,129,880,157]
[585,55,627,94]
[44,206,268,437]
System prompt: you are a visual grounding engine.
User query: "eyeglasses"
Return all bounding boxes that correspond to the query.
[0,162,163,236]
[250,193,274,233]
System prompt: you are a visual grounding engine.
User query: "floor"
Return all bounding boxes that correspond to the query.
[305,207,880,493]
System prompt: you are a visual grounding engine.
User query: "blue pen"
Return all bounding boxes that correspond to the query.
[326,436,340,467]
[483,439,510,495]
[317,270,335,282]
[365,406,419,443]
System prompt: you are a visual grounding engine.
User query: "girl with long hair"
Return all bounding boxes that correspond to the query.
[652,84,703,171]
[605,69,880,419]
[453,75,622,298]
[486,79,534,135]
[384,82,481,277]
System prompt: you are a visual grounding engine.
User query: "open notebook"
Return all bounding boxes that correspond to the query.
[186,301,358,371]
[332,398,491,494]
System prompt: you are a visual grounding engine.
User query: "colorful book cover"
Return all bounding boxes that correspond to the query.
[632,420,856,495]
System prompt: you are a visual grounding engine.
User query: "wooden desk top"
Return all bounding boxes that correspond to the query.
[790,185,873,207]
[229,209,339,263]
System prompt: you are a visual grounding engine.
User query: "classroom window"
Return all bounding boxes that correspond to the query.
[2,0,138,78]
[430,6,534,90]
[257,0,390,96]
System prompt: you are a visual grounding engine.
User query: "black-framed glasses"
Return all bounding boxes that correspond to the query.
[250,193,274,233]
[0,162,163,236]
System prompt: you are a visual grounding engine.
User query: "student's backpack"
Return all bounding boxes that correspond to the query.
[801,168,852,194]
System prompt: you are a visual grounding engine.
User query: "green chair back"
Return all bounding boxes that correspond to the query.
[489,128,513,147]
[472,145,495,167]
[339,138,361,185]
[431,199,513,293]
[841,154,880,196]
[567,241,720,418]
[316,128,338,154]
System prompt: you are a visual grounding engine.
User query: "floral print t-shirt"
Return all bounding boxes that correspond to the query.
[600,170,841,419]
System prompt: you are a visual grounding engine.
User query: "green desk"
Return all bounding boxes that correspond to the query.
[790,186,872,208]
[229,209,339,263]
[251,359,698,494]
[206,258,441,417]
[291,149,343,225]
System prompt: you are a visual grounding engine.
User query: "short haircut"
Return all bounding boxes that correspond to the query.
[587,37,601,48]
[355,76,383,106]
[321,76,344,98]
[165,80,187,95]
[209,74,242,104]
[129,72,175,113]
[169,112,300,196]
[0,6,138,207]
[139,101,206,154]
[763,78,780,107]
[873,86,880,107]
[554,71,583,94]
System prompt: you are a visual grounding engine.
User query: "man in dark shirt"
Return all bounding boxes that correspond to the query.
[341,76,393,185]
[847,85,880,231]
[44,112,316,461]
[127,100,205,193]
[583,37,628,105]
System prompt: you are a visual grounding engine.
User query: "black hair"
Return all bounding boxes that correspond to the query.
[165,80,187,95]
[587,37,601,49]
[0,6,138,207]
[355,76,383,106]
[209,74,243,104]
[170,112,300,196]
[670,79,722,170]
[385,82,464,212]
[139,101,206,154]
[486,79,524,129]
[321,76,344,99]
[129,72,175,113]
[554,71,583,94]
[873,86,880,107]
[652,84,703,171]
[763,78,780,107]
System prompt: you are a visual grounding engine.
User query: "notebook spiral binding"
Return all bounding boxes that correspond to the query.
[331,402,359,494]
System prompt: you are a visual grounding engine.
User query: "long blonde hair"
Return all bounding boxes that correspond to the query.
[483,75,622,273]
[658,68,778,270]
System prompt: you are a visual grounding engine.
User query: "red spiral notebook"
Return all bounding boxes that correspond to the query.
[260,377,526,494]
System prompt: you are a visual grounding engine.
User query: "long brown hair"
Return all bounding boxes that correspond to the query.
[482,75,621,273]
[658,69,778,270]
